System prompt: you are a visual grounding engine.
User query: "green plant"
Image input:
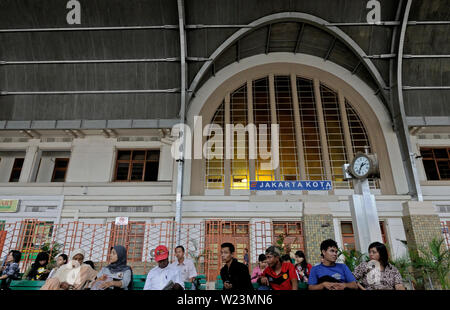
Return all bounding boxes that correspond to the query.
[187,239,207,273]
[410,238,450,290]
[390,255,415,288]
[39,241,62,264]
[338,248,368,272]
[274,233,295,255]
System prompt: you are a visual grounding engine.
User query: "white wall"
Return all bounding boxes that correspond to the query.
[66,137,116,182]
[385,218,408,259]
[36,157,55,182]
[0,157,15,182]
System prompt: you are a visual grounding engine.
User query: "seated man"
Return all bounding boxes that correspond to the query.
[259,246,298,290]
[219,242,253,291]
[170,245,197,288]
[308,239,358,290]
[144,245,184,290]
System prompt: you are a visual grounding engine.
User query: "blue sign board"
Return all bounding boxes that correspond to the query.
[250,180,332,191]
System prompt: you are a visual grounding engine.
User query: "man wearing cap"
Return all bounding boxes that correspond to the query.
[143,245,184,290]
[258,246,298,290]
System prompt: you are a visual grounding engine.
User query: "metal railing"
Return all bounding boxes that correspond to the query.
[0,220,305,281]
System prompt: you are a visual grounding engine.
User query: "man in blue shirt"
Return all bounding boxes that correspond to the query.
[308,239,358,290]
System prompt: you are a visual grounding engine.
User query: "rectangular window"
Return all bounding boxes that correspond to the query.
[20,220,54,261]
[421,148,450,180]
[340,221,387,251]
[9,158,24,182]
[51,158,69,182]
[114,150,160,182]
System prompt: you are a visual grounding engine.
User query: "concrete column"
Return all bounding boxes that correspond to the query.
[19,143,39,183]
[268,74,281,180]
[158,144,174,181]
[303,202,335,264]
[313,79,332,182]
[224,93,231,196]
[402,201,443,257]
[338,90,354,162]
[290,73,306,180]
[247,80,256,191]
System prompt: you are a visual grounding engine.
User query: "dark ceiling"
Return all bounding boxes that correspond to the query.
[0,0,448,123]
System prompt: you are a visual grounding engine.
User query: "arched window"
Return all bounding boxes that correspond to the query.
[205,75,376,190]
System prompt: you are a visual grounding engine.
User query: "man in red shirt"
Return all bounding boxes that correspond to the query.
[259,246,298,290]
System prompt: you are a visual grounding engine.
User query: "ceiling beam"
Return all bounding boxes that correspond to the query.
[265,24,272,54]
[294,23,304,54]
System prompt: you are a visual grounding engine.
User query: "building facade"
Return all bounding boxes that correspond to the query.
[0,0,449,279]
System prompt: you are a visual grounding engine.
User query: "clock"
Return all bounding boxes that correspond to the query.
[349,153,378,179]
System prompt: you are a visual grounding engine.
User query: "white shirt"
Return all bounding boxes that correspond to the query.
[143,263,184,290]
[170,258,198,282]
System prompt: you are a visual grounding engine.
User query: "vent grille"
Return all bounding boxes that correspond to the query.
[436,205,450,214]
[25,206,57,212]
[108,206,153,213]
[117,136,160,142]
[0,137,29,143]
[40,137,73,143]
[417,134,450,140]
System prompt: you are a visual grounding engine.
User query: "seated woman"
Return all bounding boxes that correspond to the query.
[40,249,97,290]
[294,250,312,283]
[353,242,406,290]
[0,250,22,290]
[47,254,68,279]
[24,252,51,281]
[90,245,132,290]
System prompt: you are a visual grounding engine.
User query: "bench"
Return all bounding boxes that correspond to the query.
[215,275,307,290]
[132,274,206,290]
[10,280,45,290]
[184,275,206,290]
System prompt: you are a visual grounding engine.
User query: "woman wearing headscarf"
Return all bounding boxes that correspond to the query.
[24,252,51,281]
[90,245,133,290]
[40,248,97,290]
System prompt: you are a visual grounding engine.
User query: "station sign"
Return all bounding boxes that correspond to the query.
[250,181,332,191]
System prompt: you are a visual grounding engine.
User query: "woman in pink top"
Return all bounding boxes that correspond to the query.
[251,254,268,283]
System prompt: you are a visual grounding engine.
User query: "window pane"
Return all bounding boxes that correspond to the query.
[433,149,449,159]
[423,160,439,180]
[437,161,450,179]
[133,151,146,160]
[420,148,433,159]
[144,162,158,181]
[341,222,353,234]
[130,163,144,180]
[147,151,160,161]
[118,151,131,160]
[13,158,24,169]
[116,163,129,180]
[9,170,21,182]
[54,158,69,168]
[52,170,66,182]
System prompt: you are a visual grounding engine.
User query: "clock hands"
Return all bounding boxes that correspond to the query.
[359,162,366,173]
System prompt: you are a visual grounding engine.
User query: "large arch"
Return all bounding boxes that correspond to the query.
[184,53,408,197]
[188,12,390,113]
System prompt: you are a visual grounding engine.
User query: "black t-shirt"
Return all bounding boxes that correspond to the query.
[220,258,253,290]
